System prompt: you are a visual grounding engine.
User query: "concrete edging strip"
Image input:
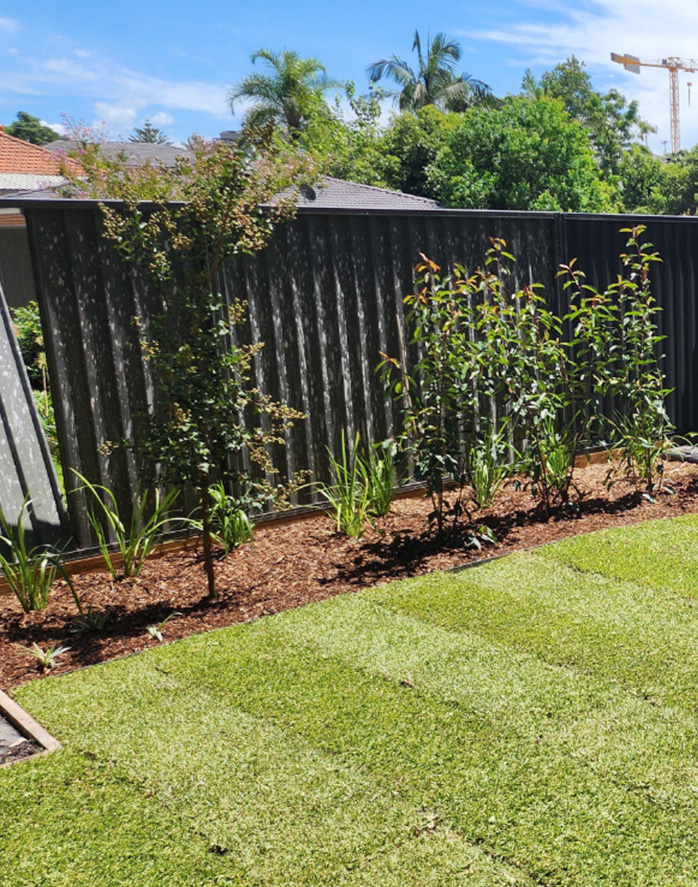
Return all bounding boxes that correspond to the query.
[0,689,61,752]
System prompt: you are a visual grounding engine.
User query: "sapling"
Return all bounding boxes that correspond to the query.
[60,129,317,598]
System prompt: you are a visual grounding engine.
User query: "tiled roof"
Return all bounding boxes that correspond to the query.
[0,173,65,193]
[0,131,80,176]
[46,140,190,168]
[295,177,440,210]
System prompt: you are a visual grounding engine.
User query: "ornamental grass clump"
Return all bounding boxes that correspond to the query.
[73,471,181,580]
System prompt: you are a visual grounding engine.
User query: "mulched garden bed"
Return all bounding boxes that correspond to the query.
[2,458,698,691]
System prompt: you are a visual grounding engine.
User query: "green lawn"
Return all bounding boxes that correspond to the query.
[5,515,698,886]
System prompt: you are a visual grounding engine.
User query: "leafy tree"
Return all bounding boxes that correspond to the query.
[616,145,674,214]
[228,49,342,140]
[129,120,172,144]
[368,29,495,113]
[526,57,654,178]
[4,111,61,145]
[428,95,611,212]
[377,106,456,198]
[300,83,390,185]
[60,131,318,598]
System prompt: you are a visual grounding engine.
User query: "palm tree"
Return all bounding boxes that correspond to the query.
[228,49,342,139]
[367,30,495,113]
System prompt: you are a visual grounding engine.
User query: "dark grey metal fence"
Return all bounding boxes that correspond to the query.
[0,279,67,546]
[8,198,698,549]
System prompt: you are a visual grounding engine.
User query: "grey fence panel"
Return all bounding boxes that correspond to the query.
[0,226,37,309]
[24,206,156,547]
[16,200,698,550]
[0,279,67,546]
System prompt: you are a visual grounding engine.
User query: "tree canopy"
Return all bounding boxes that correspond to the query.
[524,57,653,178]
[4,111,61,145]
[228,49,342,140]
[368,30,495,113]
[224,40,698,215]
[428,95,611,212]
[129,120,172,144]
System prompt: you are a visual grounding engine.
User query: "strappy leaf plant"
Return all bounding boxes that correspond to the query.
[318,432,371,538]
[0,497,78,614]
[73,471,180,580]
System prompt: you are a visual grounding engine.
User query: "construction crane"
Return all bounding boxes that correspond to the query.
[610,52,698,153]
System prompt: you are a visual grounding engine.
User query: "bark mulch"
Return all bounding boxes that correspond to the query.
[2,459,698,691]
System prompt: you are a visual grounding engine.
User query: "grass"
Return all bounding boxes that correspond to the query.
[5,515,698,884]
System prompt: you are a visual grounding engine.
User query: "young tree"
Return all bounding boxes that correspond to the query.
[61,131,317,598]
[4,111,61,145]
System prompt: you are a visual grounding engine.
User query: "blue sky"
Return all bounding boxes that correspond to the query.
[2,0,697,153]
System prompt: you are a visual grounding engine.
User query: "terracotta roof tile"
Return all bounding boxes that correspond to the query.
[0,131,80,176]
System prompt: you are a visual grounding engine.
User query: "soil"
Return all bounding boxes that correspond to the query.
[2,458,698,692]
[0,737,42,766]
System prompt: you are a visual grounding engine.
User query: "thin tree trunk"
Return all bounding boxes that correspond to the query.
[199,480,216,599]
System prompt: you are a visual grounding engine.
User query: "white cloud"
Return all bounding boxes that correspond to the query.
[28,53,230,121]
[149,111,174,126]
[465,0,698,151]
[0,17,19,35]
[0,47,230,141]
[94,99,147,133]
[43,57,102,81]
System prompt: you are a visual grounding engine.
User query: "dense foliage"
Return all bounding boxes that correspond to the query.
[4,110,61,145]
[382,227,671,531]
[427,95,611,211]
[228,44,698,215]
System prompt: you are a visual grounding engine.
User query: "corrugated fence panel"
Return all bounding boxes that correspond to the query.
[24,206,155,547]
[0,279,66,546]
[17,202,698,549]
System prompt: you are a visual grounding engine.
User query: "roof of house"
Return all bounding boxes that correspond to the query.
[0,130,79,176]
[295,177,440,210]
[45,140,190,168]
[0,173,64,195]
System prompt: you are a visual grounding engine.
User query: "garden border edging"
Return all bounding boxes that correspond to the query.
[0,688,61,754]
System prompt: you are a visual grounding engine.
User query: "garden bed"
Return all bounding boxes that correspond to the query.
[2,458,698,690]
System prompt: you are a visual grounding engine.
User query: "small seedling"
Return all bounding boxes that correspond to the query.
[19,642,70,671]
[70,608,111,634]
[147,611,182,642]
